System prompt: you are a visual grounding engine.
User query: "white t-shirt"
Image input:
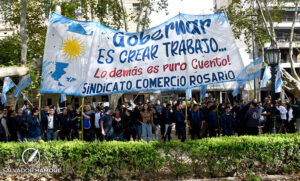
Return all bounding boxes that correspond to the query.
[288,108,293,121]
[277,105,287,120]
[95,112,101,128]
[48,115,54,129]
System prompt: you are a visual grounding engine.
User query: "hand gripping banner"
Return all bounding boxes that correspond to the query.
[40,12,245,96]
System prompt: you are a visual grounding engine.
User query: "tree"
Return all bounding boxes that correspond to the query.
[223,0,300,99]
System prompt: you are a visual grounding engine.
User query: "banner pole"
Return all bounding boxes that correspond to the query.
[81,97,84,141]
[185,89,188,140]
[39,94,42,121]
[248,81,255,99]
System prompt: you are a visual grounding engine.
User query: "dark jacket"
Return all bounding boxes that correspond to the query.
[59,113,73,132]
[174,110,185,129]
[287,103,300,119]
[101,113,114,135]
[245,108,260,128]
[124,111,136,129]
[220,113,235,136]
[29,115,42,138]
[163,108,173,124]
[44,114,61,131]
[208,111,218,130]
[15,115,28,133]
[112,114,123,133]
[188,110,204,128]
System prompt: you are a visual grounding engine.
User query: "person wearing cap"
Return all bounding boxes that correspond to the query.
[245,102,260,135]
[188,104,205,140]
[220,106,235,136]
[101,107,114,141]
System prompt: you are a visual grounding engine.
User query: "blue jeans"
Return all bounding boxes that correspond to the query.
[30,136,41,142]
[114,132,124,141]
[47,129,58,141]
[142,123,152,141]
[17,131,27,142]
[136,125,142,140]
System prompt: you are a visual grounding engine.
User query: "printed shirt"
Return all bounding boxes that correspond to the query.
[47,115,54,129]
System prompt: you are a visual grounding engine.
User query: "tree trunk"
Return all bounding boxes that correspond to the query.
[263,0,277,46]
[0,66,30,78]
[281,1,300,97]
[256,0,278,47]
[288,1,300,81]
[281,69,300,100]
[142,2,150,31]
[20,0,27,64]
[120,0,128,32]
[136,0,145,32]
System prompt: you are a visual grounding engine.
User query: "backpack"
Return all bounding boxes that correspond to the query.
[0,118,6,140]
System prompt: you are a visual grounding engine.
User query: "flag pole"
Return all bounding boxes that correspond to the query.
[20,92,34,108]
[81,97,84,141]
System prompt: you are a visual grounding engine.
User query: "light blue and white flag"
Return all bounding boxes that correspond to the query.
[275,64,282,93]
[260,65,271,88]
[1,77,16,104]
[186,88,192,100]
[61,94,67,103]
[232,81,246,97]
[236,56,263,81]
[199,85,207,100]
[13,74,31,100]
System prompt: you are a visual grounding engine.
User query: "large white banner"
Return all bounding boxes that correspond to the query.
[40,12,244,96]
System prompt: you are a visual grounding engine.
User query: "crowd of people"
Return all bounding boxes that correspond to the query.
[0,97,299,143]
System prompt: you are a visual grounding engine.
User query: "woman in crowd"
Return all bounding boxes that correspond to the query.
[141,104,153,141]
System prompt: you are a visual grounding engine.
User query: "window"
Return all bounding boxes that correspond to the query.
[133,94,144,104]
[75,98,79,109]
[102,95,109,102]
[47,98,52,106]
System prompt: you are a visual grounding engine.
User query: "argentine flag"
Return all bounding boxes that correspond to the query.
[199,85,207,100]
[13,74,31,100]
[61,94,67,103]
[260,66,271,88]
[1,77,16,104]
[186,88,192,100]
[232,81,246,97]
[236,56,263,81]
[275,64,282,93]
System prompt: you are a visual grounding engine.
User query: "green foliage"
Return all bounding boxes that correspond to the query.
[220,0,286,54]
[0,134,299,180]
[0,34,21,67]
